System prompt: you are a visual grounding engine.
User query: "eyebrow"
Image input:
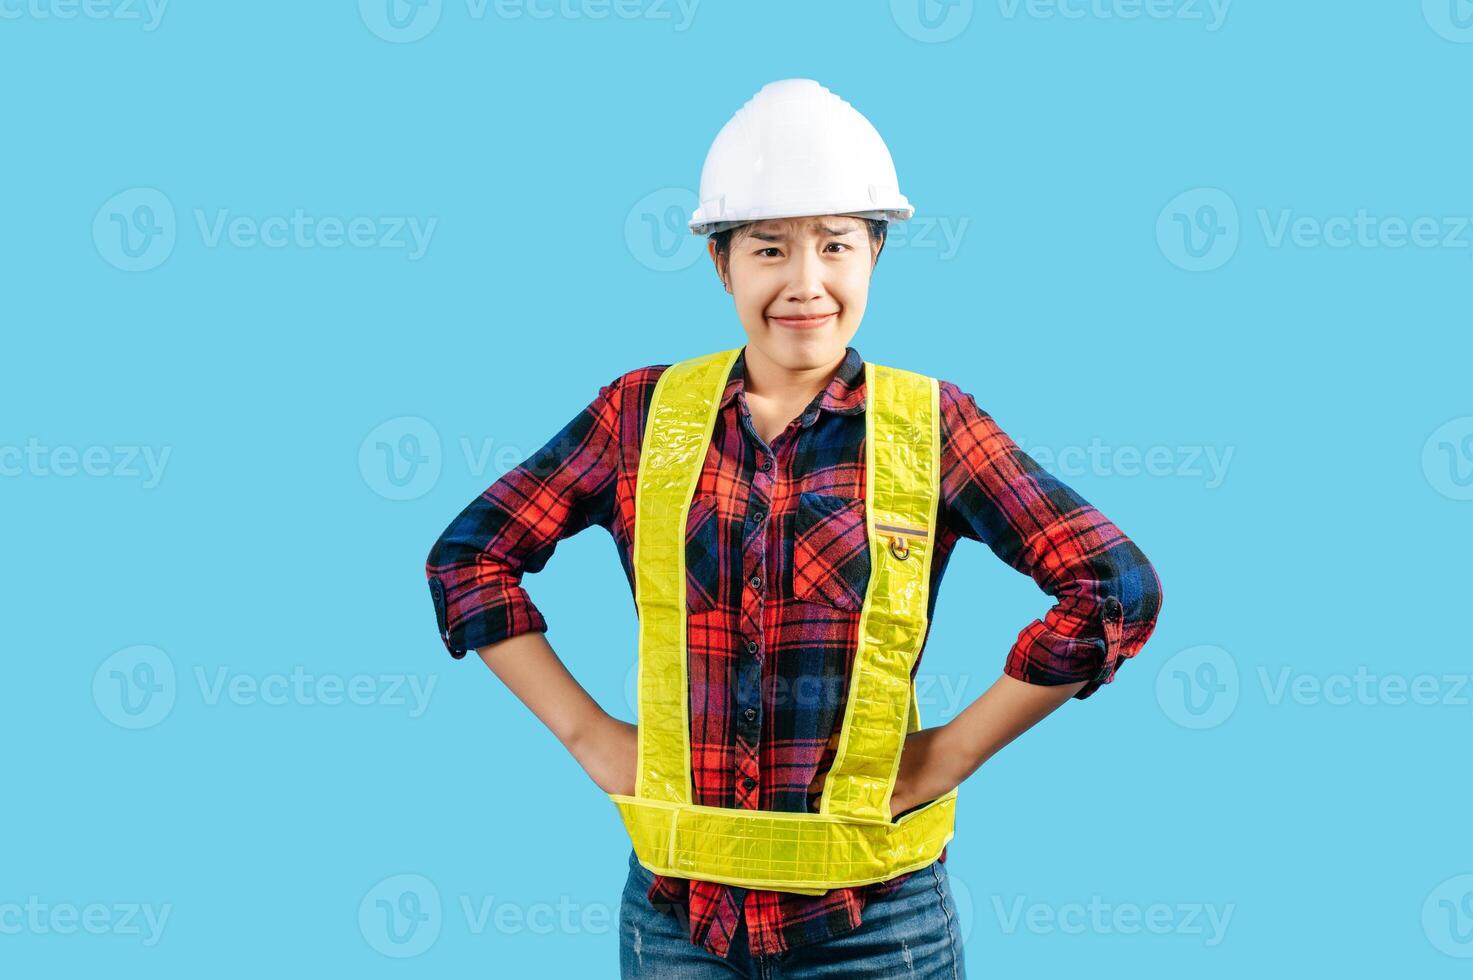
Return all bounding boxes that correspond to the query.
[746,223,862,242]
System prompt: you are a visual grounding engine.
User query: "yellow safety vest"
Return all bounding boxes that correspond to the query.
[608,346,958,895]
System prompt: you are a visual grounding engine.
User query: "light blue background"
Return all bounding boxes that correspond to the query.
[4,1,1471,975]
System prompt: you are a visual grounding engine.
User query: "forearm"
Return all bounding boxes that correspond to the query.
[940,673,1086,785]
[475,631,610,754]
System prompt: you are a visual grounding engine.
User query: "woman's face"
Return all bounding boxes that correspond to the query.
[709,214,880,372]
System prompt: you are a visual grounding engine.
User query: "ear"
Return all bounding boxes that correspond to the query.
[707,237,728,288]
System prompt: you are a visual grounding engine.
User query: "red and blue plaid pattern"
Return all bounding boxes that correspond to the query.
[426,345,1163,958]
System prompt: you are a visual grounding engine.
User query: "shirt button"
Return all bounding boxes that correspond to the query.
[1103,596,1123,621]
[743,707,757,721]
[745,638,758,653]
[751,508,765,524]
[742,776,757,790]
[758,456,772,472]
[748,573,762,591]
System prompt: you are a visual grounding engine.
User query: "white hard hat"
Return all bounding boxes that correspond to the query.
[688,78,914,236]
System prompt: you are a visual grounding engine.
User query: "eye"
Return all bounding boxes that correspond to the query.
[825,242,851,253]
[755,247,781,258]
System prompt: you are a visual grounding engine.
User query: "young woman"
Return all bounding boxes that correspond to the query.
[426,79,1163,978]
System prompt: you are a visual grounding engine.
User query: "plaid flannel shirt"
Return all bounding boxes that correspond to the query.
[425,345,1163,958]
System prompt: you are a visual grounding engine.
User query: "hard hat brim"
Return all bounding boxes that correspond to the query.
[689,204,913,237]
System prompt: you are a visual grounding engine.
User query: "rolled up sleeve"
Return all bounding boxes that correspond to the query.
[937,382,1163,699]
[425,374,622,659]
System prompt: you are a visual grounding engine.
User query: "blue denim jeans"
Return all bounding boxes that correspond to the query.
[618,848,967,978]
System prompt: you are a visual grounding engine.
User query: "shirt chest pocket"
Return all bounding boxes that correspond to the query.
[685,493,722,614]
[792,491,872,611]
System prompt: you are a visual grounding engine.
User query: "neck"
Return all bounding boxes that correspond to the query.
[742,344,846,408]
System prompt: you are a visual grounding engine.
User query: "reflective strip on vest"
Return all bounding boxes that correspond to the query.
[607,346,958,894]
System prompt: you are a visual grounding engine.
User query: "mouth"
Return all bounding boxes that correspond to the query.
[768,312,837,330]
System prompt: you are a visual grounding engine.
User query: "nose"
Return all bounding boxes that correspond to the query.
[783,247,826,304]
